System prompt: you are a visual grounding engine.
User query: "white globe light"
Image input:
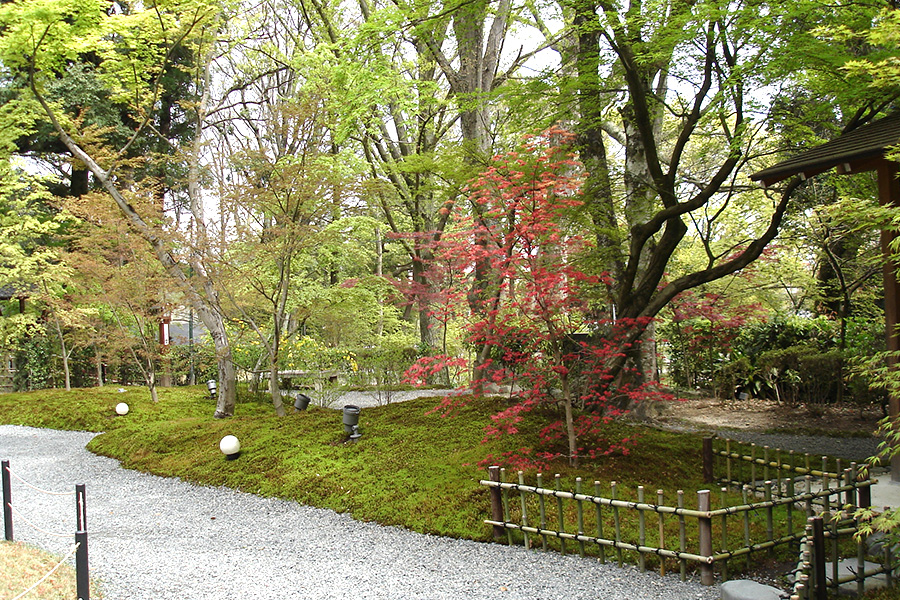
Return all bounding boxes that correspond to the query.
[219,435,240,456]
[115,402,129,416]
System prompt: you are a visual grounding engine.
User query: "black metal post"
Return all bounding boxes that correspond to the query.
[75,484,89,600]
[2,460,11,541]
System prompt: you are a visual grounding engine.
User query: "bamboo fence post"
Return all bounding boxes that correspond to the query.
[850,463,859,508]
[764,446,770,482]
[501,468,513,545]
[575,478,585,557]
[720,486,728,581]
[698,489,714,586]
[831,501,839,592]
[821,459,830,519]
[859,470,871,509]
[658,489,665,577]
[726,439,732,485]
[555,474,566,555]
[488,466,505,542]
[518,471,530,550]
[595,481,605,564]
[789,449,795,478]
[703,437,714,484]
[786,476,795,536]
[678,490,686,581]
[765,481,775,557]
[805,476,814,518]
[776,449,783,484]
[612,481,622,567]
[751,444,757,489]
[638,486,646,572]
[536,473,548,550]
[811,517,826,600]
[805,453,811,476]
[857,513,866,597]
[742,485,751,571]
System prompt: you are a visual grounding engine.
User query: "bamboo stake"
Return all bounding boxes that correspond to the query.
[742,485,751,571]
[678,490,686,581]
[726,439,732,485]
[576,478,585,557]
[786,476,795,536]
[595,481,605,564]
[501,468,513,545]
[765,481,774,557]
[555,474,566,555]
[638,486,646,572]
[611,481,622,567]
[764,446,770,482]
[518,471,530,550]
[751,444,757,489]
[776,449,783,485]
[698,490,714,586]
[658,489,665,577]
[857,512,866,597]
[536,473,548,550]
[720,486,728,581]
[822,459,830,520]
[805,475,813,518]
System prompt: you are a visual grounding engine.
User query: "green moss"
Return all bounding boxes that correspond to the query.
[0,386,706,544]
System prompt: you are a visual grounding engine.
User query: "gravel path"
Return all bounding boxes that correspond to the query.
[717,430,880,463]
[1,425,720,600]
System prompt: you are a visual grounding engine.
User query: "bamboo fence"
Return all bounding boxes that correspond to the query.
[482,438,877,587]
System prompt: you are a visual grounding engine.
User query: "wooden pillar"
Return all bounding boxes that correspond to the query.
[878,161,900,482]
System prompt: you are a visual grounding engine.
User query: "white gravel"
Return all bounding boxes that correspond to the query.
[1,424,724,600]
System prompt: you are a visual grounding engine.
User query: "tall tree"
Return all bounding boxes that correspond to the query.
[553,0,898,393]
[0,0,241,416]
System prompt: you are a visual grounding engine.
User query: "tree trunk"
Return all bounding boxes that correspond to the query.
[268,366,286,417]
[95,345,104,387]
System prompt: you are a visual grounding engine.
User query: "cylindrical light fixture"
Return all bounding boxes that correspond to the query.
[207,380,217,397]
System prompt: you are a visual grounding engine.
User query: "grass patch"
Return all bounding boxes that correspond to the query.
[1,541,102,600]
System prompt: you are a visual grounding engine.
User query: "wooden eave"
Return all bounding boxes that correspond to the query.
[750,112,900,187]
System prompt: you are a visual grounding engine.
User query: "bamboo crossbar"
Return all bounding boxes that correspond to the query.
[480,480,709,517]
[831,563,889,586]
[714,450,839,479]
[479,479,873,520]
[484,519,714,563]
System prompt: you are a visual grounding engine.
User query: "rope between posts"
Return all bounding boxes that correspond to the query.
[7,504,72,539]
[7,542,80,600]
[6,467,76,497]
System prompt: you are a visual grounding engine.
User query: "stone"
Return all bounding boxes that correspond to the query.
[720,580,785,600]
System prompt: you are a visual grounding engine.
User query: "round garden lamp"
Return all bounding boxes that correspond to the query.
[115,402,129,416]
[219,435,241,460]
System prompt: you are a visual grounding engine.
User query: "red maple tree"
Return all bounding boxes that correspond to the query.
[402,128,670,468]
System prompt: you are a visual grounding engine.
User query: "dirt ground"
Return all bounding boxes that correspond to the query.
[654,395,883,435]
